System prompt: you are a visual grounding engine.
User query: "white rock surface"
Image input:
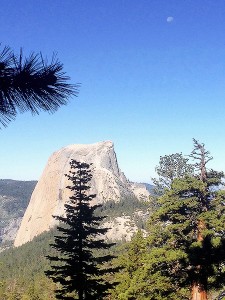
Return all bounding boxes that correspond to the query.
[14,141,150,247]
[129,182,150,201]
[1,218,22,243]
[103,216,138,241]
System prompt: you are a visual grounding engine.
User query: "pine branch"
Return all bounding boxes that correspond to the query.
[0,46,79,126]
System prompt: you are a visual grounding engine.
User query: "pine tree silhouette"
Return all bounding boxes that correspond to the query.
[46,160,116,300]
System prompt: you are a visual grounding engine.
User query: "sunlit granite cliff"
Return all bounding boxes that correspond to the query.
[14,141,149,247]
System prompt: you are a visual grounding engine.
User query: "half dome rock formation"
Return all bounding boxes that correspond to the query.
[14,141,150,247]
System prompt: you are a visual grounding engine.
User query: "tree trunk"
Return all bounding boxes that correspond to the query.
[191,284,207,300]
[191,220,208,300]
[189,140,212,300]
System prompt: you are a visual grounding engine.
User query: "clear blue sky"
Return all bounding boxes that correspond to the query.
[1,0,225,182]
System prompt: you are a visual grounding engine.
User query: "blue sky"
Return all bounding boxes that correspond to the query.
[1,0,225,182]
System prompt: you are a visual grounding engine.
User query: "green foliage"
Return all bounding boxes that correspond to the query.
[0,45,78,127]
[114,141,225,299]
[95,196,149,229]
[112,230,147,299]
[149,171,225,295]
[0,274,56,300]
[145,139,225,298]
[46,160,117,299]
[96,196,147,217]
[0,228,124,300]
[113,229,189,300]
[4,141,225,299]
[0,179,148,299]
[0,229,58,299]
[152,152,194,196]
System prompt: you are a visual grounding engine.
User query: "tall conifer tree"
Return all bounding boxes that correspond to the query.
[146,140,225,299]
[45,160,115,300]
[114,140,225,300]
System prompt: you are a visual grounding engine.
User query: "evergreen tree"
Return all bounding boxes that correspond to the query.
[45,160,116,300]
[0,45,78,126]
[146,141,225,299]
[112,231,151,300]
[152,152,194,196]
[114,229,186,300]
[114,141,225,299]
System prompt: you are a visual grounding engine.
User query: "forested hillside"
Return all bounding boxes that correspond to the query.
[0,226,122,299]
[1,142,225,300]
[0,180,37,220]
[0,178,150,250]
[0,229,57,299]
[0,190,149,299]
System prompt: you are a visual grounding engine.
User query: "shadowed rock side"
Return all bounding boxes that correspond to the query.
[14,141,150,247]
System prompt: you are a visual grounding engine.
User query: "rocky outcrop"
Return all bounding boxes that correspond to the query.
[103,216,138,241]
[1,218,22,244]
[14,141,150,247]
[104,212,148,242]
[129,182,151,201]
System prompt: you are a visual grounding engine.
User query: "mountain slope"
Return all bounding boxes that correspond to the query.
[15,141,150,247]
[0,180,36,248]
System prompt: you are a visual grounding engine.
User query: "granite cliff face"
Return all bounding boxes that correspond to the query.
[14,141,150,247]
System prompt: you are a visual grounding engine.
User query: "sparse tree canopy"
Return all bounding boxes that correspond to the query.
[45,160,116,300]
[0,45,78,126]
[189,138,213,181]
[152,152,194,196]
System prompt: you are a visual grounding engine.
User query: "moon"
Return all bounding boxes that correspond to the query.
[166,16,174,23]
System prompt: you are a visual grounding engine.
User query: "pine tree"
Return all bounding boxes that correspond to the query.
[45,160,116,300]
[146,140,225,299]
[152,152,194,196]
[114,229,187,300]
[0,45,78,127]
[112,230,147,299]
[114,140,225,299]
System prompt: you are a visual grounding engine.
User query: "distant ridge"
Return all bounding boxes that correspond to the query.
[0,180,36,248]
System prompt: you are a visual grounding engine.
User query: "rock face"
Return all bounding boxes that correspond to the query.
[129,182,151,201]
[14,141,150,247]
[1,218,22,244]
[103,216,138,241]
